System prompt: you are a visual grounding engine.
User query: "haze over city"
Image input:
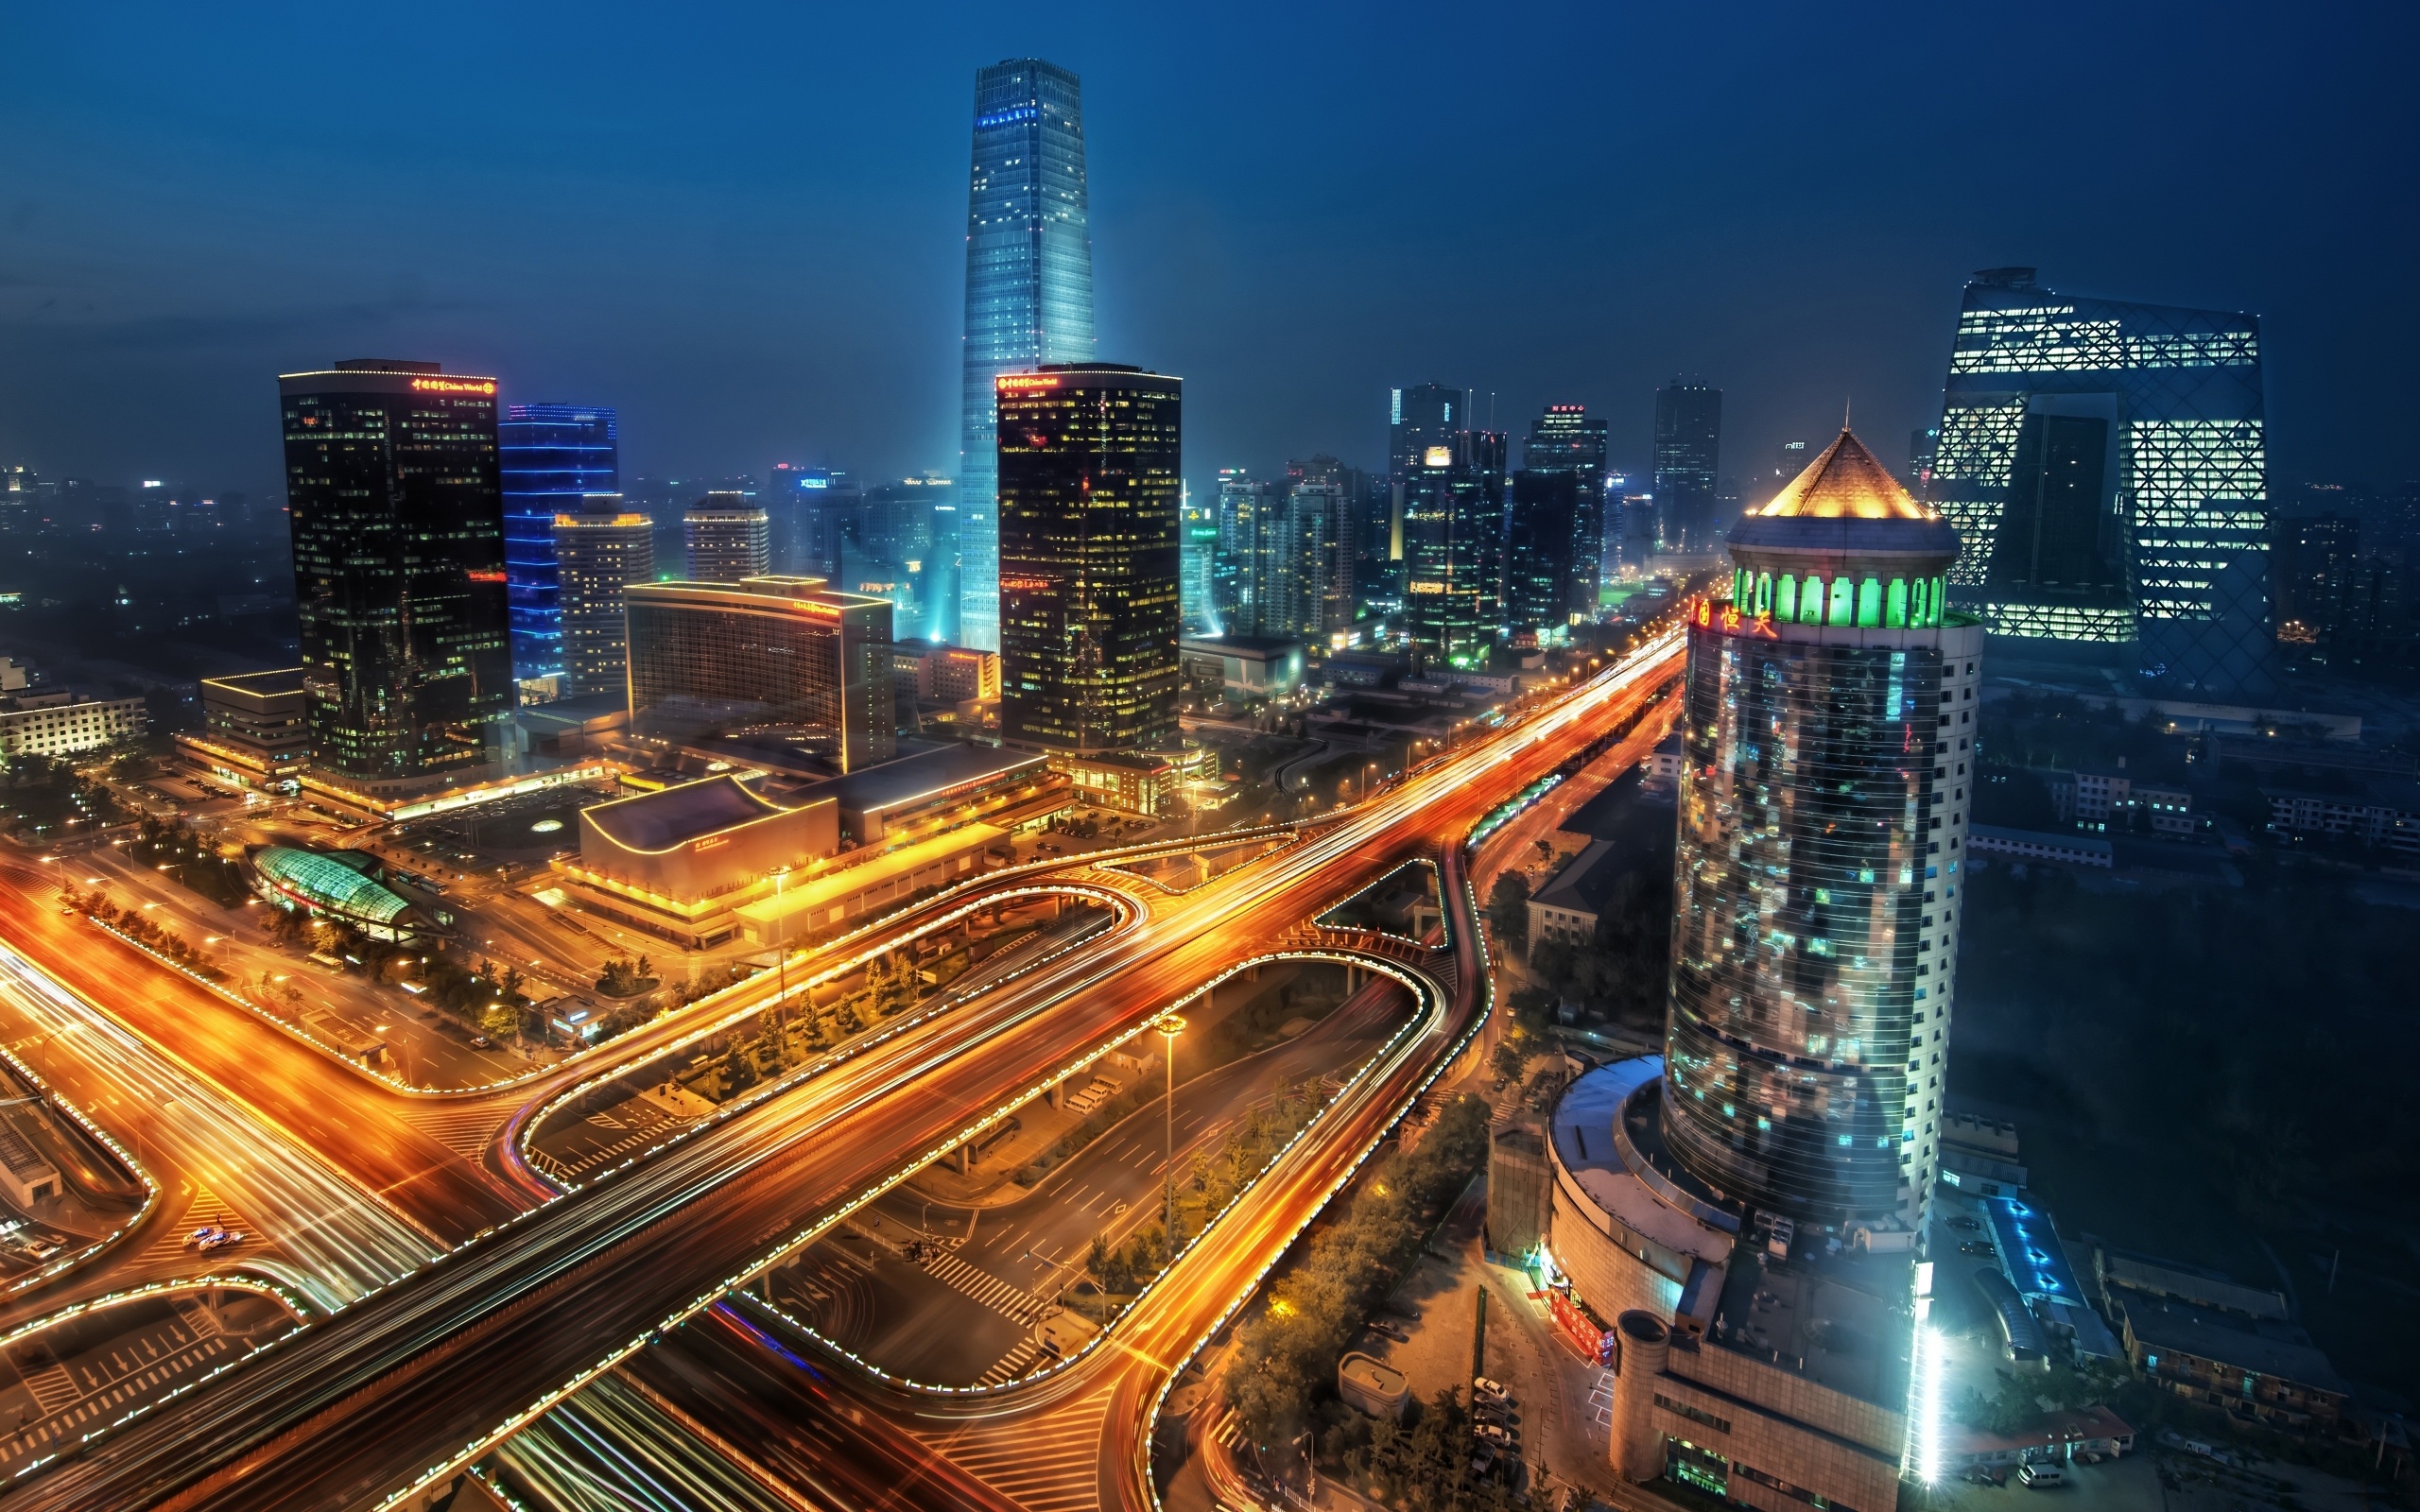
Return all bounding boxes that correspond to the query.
[3,3,2414,498]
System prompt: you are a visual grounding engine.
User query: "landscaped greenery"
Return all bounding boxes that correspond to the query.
[1221,1094,1491,1445]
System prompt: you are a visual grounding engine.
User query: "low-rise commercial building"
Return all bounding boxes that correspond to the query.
[2047,768,2196,835]
[2262,779,2420,857]
[1178,635,1305,696]
[179,667,310,789]
[251,846,430,943]
[896,644,1001,704]
[1486,1122,1551,1262]
[816,742,1054,844]
[0,687,146,759]
[0,1114,60,1208]
[1548,1059,1912,1512]
[733,823,1006,943]
[1527,838,1631,947]
[1968,825,2115,868]
[1052,750,1174,816]
[556,774,839,948]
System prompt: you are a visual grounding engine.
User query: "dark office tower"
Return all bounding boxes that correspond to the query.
[1909,423,1940,500]
[278,360,512,795]
[1402,429,1507,668]
[553,501,656,698]
[625,576,895,771]
[857,479,942,643]
[1770,439,1811,502]
[1267,479,1349,642]
[1651,379,1723,552]
[1389,384,1466,480]
[684,495,771,582]
[1933,267,2271,691]
[2272,515,2361,645]
[1667,430,1977,1227]
[996,364,1182,753]
[959,59,1097,655]
[498,404,618,684]
[1509,404,1609,635]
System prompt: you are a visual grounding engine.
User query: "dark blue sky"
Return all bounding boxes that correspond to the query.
[1,2,2411,506]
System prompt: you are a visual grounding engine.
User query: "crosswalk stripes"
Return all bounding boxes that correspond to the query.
[409,1105,507,1156]
[145,1186,246,1263]
[976,1336,1046,1386]
[917,1246,1048,1326]
[22,1365,76,1415]
[916,1381,1113,1512]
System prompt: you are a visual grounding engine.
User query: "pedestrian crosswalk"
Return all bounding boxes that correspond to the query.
[144,1187,246,1263]
[976,1336,1046,1386]
[916,1381,1113,1512]
[916,1246,1048,1326]
[410,1105,506,1156]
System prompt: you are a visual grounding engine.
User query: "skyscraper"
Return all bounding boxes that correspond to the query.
[1508,404,1609,636]
[1932,266,2271,691]
[1215,470,1277,635]
[958,59,1097,654]
[498,404,617,684]
[553,502,656,698]
[684,495,771,582]
[1651,380,1723,552]
[766,464,860,579]
[1668,429,1975,1225]
[1389,384,1466,478]
[625,576,895,772]
[1401,429,1507,667]
[1179,483,1220,634]
[1267,478,1349,642]
[278,360,513,794]
[997,364,1182,753]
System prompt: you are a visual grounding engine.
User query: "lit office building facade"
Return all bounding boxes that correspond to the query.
[996,364,1182,753]
[1668,430,1978,1226]
[1402,429,1507,668]
[498,404,617,683]
[1180,484,1220,635]
[553,503,656,698]
[1215,470,1276,635]
[1652,380,1724,553]
[625,576,895,771]
[683,496,771,582]
[278,360,513,794]
[958,58,1097,654]
[1931,267,2270,690]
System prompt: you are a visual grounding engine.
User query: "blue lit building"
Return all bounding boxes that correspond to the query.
[499,404,618,686]
[1931,267,2272,693]
[958,59,1097,653]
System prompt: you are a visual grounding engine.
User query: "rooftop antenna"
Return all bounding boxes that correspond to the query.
[1842,398,1853,430]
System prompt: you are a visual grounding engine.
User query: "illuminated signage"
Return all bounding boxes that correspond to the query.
[410,377,497,396]
[1407,579,1446,594]
[690,834,732,852]
[1547,1288,1615,1366]
[1422,445,1452,468]
[467,570,507,584]
[996,374,1062,392]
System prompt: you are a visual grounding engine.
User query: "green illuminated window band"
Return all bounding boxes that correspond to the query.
[1727,574,1945,629]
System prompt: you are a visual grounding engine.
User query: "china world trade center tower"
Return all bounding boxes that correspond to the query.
[1666,431,1978,1226]
[957,58,1097,653]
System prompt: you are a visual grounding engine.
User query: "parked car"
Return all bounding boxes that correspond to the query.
[1473,1424,1512,1446]
[1473,1376,1510,1400]
[1960,1241,1996,1256]
[2018,1462,2065,1488]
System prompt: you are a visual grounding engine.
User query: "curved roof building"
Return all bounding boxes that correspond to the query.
[251,846,424,940]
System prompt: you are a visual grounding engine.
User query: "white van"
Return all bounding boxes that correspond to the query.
[2019,1461,2066,1487]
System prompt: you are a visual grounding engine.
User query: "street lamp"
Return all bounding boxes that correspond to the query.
[769,866,792,1067]
[1155,1012,1186,1248]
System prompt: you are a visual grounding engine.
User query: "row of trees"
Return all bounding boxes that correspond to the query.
[60,884,227,980]
[0,755,124,837]
[1222,1094,1491,1445]
[1080,1074,1331,1302]
[1323,1388,1524,1512]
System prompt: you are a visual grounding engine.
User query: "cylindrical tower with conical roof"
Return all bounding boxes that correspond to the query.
[1660,429,1979,1230]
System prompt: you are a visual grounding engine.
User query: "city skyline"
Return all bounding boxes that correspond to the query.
[2,7,2411,511]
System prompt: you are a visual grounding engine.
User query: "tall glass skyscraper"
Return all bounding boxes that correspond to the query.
[279,360,513,793]
[997,364,1182,754]
[1931,267,2271,692]
[1509,404,1609,637]
[1666,430,1978,1226]
[958,58,1097,654]
[1401,429,1507,668]
[498,404,618,685]
[1652,380,1723,553]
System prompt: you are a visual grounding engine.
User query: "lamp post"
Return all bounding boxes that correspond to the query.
[770,866,792,1067]
[1155,1013,1186,1248]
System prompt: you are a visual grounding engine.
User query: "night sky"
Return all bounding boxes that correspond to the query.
[1,3,2411,506]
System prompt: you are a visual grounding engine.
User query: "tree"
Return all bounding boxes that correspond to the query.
[1483,872,1530,954]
